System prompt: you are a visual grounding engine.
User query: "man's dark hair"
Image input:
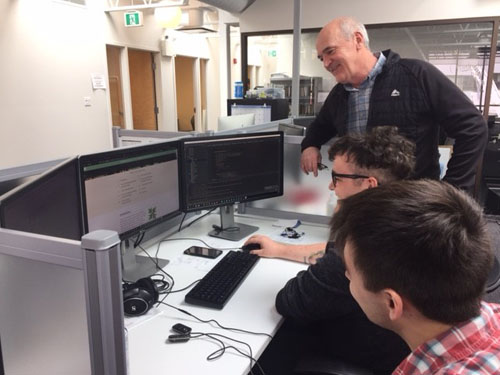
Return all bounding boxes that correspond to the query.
[328,126,415,183]
[331,179,492,324]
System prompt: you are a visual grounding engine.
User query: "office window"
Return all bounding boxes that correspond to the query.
[491,28,500,116]
[244,18,500,117]
[367,21,496,116]
[247,33,293,90]
[246,32,326,115]
[229,25,243,99]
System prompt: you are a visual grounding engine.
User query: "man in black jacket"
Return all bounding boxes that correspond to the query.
[252,127,414,375]
[301,16,487,194]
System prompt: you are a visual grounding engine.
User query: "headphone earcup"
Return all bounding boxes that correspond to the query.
[122,277,158,317]
[136,277,159,304]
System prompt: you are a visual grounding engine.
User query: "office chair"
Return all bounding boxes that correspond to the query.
[293,354,374,375]
[486,215,500,294]
[487,257,500,293]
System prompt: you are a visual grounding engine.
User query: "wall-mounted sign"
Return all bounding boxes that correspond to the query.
[124,11,143,27]
[91,74,106,90]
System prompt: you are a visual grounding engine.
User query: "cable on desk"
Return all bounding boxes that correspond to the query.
[177,212,188,232]
[188,331,266,375]
[133,230,146,248]
[138,245,175,292]
[167,279,201,294]
[211,224,240,233]
[178,208,217,232]
[160,301,273,339]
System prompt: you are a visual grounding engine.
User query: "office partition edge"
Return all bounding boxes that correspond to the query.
[0,228,127,375]
[81,230,127,375]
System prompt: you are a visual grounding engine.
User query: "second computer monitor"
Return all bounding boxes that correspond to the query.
[180,131,284,241]
[79,141,181,280]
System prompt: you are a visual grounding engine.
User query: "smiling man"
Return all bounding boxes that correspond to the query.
[331,179,500,374]
[301,16,487,194]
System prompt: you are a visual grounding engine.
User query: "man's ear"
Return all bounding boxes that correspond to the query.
[366,176,379,188]
[383,289,404,321]
[354,31,364,49]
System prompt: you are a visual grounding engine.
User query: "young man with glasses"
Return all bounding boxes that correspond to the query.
[249,126,415,374]
[244,125,414,264]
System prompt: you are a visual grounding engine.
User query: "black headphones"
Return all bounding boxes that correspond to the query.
[122,277,159,317]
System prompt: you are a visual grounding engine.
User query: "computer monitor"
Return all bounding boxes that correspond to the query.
[217,113,255,131]
[79,141,181,281]
[180,131,284,241]
[0,157,84,241]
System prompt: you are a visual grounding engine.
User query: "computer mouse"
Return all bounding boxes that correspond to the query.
[241,243,261,252]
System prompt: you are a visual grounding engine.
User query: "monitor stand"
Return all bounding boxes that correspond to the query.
[121,240,169,282]
[208,205,258,241]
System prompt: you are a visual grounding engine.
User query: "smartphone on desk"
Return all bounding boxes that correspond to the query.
[183,246,222,259]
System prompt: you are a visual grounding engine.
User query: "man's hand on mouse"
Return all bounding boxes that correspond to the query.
[243,235,288,258]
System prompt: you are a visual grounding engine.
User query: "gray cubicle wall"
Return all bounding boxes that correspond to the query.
[244,136,334,224]
[0,158,66,196]
[0,229,127,375]
[112,126,197,148]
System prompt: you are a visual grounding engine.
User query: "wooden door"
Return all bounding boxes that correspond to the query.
[128,49,158,130]
[106,45,124,128]
[175,56,195,132]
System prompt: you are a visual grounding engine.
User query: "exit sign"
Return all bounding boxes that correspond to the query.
[124,11,143,27]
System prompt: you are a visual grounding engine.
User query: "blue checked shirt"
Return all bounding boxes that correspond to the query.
[344,52,386,134]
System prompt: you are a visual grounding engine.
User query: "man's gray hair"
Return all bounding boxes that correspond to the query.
[338,17,370,49]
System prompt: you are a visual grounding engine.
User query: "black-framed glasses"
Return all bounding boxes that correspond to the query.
[331,171,370,187]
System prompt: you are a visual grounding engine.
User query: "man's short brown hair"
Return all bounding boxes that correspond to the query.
[331,179,492,324]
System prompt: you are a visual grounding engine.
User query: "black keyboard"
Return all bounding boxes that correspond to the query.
[185,250,259,309]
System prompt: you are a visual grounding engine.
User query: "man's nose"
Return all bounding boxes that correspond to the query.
[323,57,331,70]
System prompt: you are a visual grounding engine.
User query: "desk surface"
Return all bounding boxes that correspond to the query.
[126,213,329,375]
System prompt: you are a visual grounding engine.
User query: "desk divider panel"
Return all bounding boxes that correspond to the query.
[0,228,127,375]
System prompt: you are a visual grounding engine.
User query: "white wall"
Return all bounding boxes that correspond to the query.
[0,2,223,170]
[0,0,111,169]
[240,0,500,32]
[104,11,220,132]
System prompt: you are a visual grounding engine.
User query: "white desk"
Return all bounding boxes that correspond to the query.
[126,213,329,375]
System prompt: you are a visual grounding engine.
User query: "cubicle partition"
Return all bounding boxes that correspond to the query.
[111,126,196,148]
[0,228,126,375]
[244,136,334,224]
[0,158,67,196]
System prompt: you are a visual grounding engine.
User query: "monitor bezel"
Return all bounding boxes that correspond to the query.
[0,157,84,241]
[78,141,182,241]
[179,131,284,213]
